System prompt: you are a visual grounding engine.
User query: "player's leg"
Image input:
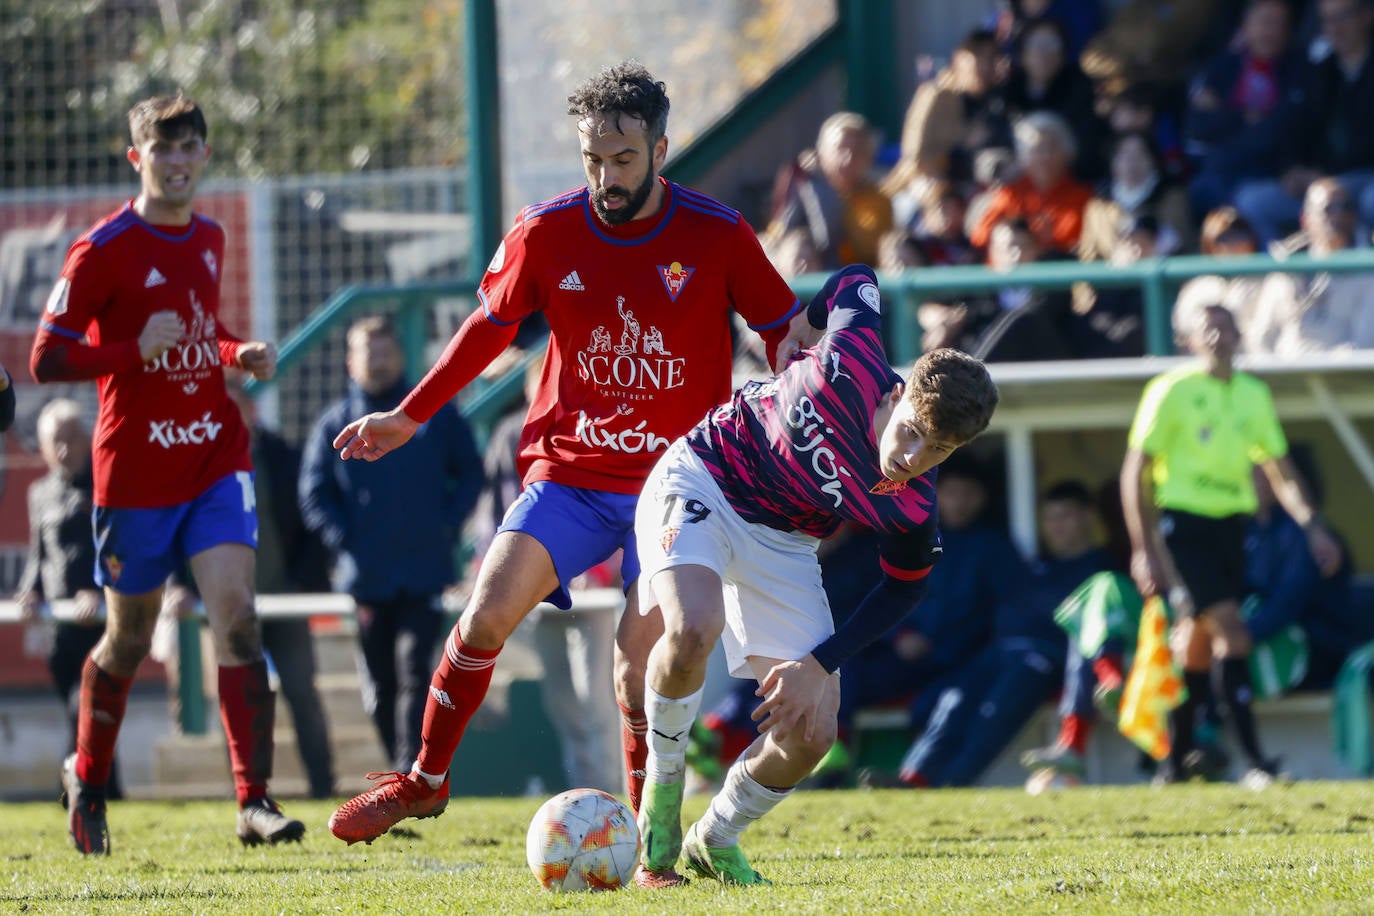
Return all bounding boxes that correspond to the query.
[638,565,727,880]
[327,530,558,844]
[1202,597,1275,780]
[1022,643,1095,782]
[683,653,839,886]
[614,585,660,813]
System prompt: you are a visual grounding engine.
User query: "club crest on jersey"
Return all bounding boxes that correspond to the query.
[660,526,680,554]
[657,261,694,301]
[869,478,908,496]
[104,555,123,583]
[202,249,218,280]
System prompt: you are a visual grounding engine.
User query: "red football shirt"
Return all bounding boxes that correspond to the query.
[31,201,251,508]
[481,179,800,494]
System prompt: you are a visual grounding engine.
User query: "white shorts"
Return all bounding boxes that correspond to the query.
[635,439,832,678]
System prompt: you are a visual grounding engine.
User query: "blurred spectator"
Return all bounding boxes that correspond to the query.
[969,111,1093,256]
[1188,209,1267,347]
[1001,17,1105,180]
[299,316,484,773]
[1186,0,1303,216]
[1200,205,1263,257]
[884,481,1111,788]
[16,399,122,800]
[885,29,1010,202]
[759,227,822,280]
[226,378,336,800]
[923,217,1076,361]
[989,0,1106,59]
[469,353,621,793]
[774,112,894,268]
[880,183,978,275]
[1082,0,1225,96]
[877,229,928,274]
[1234,0,1374,242]
[1070,214,1155,358]
[1250,177,1374,353]
[1098,84,1188,179]
[0,358,13,432]
[1078,130,1194,260]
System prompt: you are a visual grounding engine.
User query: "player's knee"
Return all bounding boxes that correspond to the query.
[660,624,715,670]
[105,630,153,670]
[458,606,517,650]
[212,616,263,664]
[612,650,644,707]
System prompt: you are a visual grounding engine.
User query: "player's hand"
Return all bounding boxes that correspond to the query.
[72,589,104,624]
[237,341,278,381]
[752,654,832,742]
[773,308,823,371]
[138,310,185,362]
[334,408,420,461]
[1306,522,1343,577]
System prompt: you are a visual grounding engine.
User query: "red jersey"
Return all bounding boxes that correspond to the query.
[30,202,251,508]
[419,179,800,494]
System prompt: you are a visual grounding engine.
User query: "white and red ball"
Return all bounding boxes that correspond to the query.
[525,788,640,892]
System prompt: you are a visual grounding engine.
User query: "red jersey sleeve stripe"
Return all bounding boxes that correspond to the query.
[879,558,932,581]
[747,297,802,331]
[40,321,84,340]
[478,288,519,326]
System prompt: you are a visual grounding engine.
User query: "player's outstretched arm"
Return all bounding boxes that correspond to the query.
[333,409,420,462]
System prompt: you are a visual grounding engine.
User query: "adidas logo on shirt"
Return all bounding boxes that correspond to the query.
[145,267,167,288]
[558,270,585,291]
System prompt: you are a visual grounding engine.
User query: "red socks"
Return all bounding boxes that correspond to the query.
[218,660,275,806]
[618,700,648,814]
[75,657,133,787]
[414,628,501,779]
[1058,712,1091,754]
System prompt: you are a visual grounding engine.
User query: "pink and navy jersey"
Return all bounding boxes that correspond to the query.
[688,269,940,578]
[31,202,250,509]
[479,178,801,495]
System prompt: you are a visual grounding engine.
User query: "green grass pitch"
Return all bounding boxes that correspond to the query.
[6,782,1374,914]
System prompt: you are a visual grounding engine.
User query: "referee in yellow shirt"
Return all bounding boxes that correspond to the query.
[1121,281,1341,785]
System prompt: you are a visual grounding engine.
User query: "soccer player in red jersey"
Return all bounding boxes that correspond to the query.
[326,61,815,845]
[29,95,303,854]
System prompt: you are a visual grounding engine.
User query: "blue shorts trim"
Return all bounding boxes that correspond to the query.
[94,472,258,594]
[495,480,639,609]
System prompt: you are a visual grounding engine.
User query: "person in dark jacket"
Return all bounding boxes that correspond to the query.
[882,480,1111,788]
[0,359,14,432]
[16,399,121,798]
[299,316,484,773]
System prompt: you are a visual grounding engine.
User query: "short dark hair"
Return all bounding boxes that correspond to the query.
[958,28,1000,56]
[567,61,670,148]
[346,314,399,349]
[1043,479,1094,506]
[128,94,207,147]
[907,348,999,445]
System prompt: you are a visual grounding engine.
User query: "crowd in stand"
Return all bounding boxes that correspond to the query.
[760,0,1374,358]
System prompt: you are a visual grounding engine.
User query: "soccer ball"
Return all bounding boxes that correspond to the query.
[525,788,640,892]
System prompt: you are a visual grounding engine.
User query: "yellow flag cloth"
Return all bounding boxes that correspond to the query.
[1118,596,1187,760]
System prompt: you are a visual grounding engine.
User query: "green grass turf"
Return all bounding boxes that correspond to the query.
[6,781,1374,914]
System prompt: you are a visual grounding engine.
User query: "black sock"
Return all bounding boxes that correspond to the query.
[1219,657,1266,767]
[1168,670,1210,774]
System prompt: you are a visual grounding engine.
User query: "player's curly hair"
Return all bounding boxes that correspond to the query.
[128,94,206,147]
[907,348,999,445]
[567,61,670,147]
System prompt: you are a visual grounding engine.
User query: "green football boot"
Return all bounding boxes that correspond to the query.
[682,821,771,886]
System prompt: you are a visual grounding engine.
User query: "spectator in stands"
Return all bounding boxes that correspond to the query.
[1234,0,1374,242]
[1200,205,1262,258]
[1078,130,1194,261]
[760,227,822,280]
[885,29,1010,202]
[1184,210,1267,350]
[774,112,894,268]
[1000,17,1104,181]
[1070,214,1154,358]
[468,354,621,794]
[1249,176,1374,353]
[1185,0,1303,217]
[880,183,978,275]
[1121,297,1341,787]
[1081,0,1225,97]
[923,217,1077,361]
[224,378,336,799]
[299,315,484,774]
[0,357,13,432]
[969,111,1093,257]
[1098,84,1188,181]
[16,399,121,799]
[881,481,1111,788]
[989,0,1106,60]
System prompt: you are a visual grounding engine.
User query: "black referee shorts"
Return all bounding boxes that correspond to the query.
[1158,508,1248,616]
